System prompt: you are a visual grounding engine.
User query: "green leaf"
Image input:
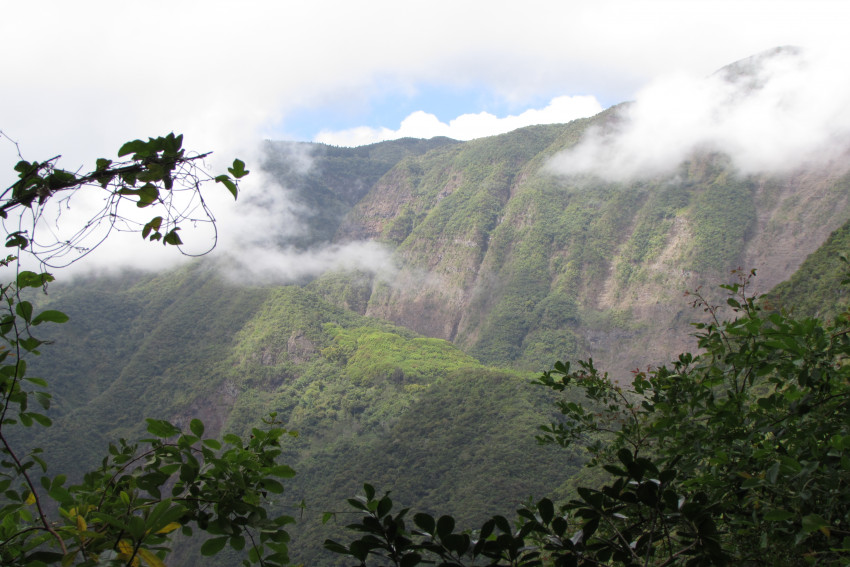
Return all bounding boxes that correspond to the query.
[414,513,435,534]
[801,514,828,534]
[118,139,147,158]
[20,336,43,351]
[136,183,160,207]
[163,228,183,246]
[201,536,229,556]
[230,534,245,551]
[142,216,163,240]
[764,509,795,522]
[271,464,296,478]
[190,418,205,438]
[376,495,392,517]
[31,310,69,325]
[537,498,554,524]
[17,271,53,288]
[146,418,180,438]
[15,300,33,322]
[228,159,249,179]
[215,175,238,199]
[28,413,51,427]
[436,515,455,539]
[262,479,285,494]
[5,232,28,249]
[222,433,241,445]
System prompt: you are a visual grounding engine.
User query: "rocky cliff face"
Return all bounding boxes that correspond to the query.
[326,118,850,376]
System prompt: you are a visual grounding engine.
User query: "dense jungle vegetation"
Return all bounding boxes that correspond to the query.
[329,268,850,565]
[2,125,850,566]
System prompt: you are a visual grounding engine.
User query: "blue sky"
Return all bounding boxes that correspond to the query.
[280,84,521,142]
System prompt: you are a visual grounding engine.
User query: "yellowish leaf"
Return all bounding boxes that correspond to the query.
[156,521,181,535]
[117,540,133,554]
[138,547,167,567]
[25,492,35,506]
[76,514,87,533]
[117,540,141,567]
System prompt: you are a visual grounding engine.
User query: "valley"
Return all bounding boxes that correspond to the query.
[16,53,850,565]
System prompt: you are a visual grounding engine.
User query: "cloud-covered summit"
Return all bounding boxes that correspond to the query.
[547,46,850,181]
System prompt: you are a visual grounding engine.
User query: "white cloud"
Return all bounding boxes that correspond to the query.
[3,0,850,275]
[314,95,604,146]
[547,46,850,180]
[214,241,397,285]
[22,139,398,283]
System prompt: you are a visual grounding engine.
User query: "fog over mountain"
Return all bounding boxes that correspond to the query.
[14,46,850,565]
[548,46,850,180]
[5,0,849,280]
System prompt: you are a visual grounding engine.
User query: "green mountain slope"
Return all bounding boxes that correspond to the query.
[328,119,850,376]
[15,68,850,564]
[22,263,584,566]
[767,218,850,320]
[261,137,459,248]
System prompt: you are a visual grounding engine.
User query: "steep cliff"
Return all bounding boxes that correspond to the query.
[322,117,850,376]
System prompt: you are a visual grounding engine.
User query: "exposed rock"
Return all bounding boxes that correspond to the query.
[287,331,316,363]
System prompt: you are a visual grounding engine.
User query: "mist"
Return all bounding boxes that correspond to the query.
[211,142,397,284]
[5,0,850,282]
[0,136,397,286]
[546,47,850,181]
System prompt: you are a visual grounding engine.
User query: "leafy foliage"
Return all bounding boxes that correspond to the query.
[0,132,246,267]
[0,262,296,566]
[0,137,301,566]
[330,270,850,565]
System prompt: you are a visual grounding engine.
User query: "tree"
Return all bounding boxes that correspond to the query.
[328,270,850,566]
[0,135,296,566]
[0,131,248,266]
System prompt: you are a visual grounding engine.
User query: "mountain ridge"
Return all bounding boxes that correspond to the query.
[18,51,850,564]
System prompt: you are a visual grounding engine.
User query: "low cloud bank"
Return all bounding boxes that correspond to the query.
[214,240,396,285]
[209,142,398,284]
[18,140,397,285]
[315,95,604,146]
[547,47,850,181]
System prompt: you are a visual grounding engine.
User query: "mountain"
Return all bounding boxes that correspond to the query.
[20,264,584,565]
[18,52,850,565]
[310,121,850,376]
[260,137,459,248]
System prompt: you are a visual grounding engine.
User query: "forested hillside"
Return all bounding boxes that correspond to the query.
[20,263,586,565]
[315,117,850,376]
[16,59,850,565]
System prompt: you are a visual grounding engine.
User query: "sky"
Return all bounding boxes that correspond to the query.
[1,0,849,277]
